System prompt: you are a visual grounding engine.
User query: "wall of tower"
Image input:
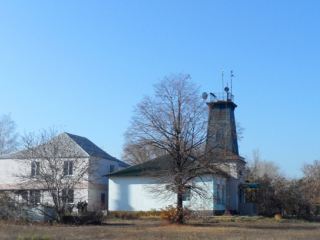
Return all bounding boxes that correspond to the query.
[206,101,239,156]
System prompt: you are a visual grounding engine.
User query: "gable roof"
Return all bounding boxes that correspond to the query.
[108,155,230,178]
[64,133,129,167]
[0,132,129,167]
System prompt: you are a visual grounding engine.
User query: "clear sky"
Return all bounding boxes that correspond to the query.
[1,0,319,178]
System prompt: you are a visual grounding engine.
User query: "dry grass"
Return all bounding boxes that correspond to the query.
[1,217,320,240]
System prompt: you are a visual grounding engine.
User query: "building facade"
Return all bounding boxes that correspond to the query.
[0,132,129,217]
[108,90,247,214]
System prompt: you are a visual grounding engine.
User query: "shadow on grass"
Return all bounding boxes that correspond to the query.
[102,223,134,226]
[244,224,319,230]
[187,222,320,231]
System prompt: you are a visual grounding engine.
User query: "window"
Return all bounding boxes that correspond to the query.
[216,183,225,205]
[63,161,73,176]
[62,189,74,203]
[100,193,106,209]
[216,183,221,204]
[31,161,40,177]
[15,190,28,203]
[182,186,191,201]
[30,190,41,206]
[20,190,28,202]
[221,185,225,205]
[109,165,115,173]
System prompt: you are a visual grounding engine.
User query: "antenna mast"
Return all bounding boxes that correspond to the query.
[230,70,234,95]
[221,71,224,93]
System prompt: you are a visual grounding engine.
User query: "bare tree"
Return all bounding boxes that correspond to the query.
[245,150,310,217]
[302,160,320,215]
[236,121,244,142]
[125,74,219,224]
[122,140,166,165]
[0,114,18,155]
[247,149,280,181]
[17,130,90,222]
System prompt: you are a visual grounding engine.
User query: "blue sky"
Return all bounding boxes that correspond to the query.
[1,0,319,177]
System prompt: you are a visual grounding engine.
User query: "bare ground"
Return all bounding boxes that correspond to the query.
[1,217,320,240]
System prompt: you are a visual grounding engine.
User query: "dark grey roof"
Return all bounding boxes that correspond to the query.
[108,155,229,178]
[108,155,169,177]
[64,133,129,167]
[0,132,129,168]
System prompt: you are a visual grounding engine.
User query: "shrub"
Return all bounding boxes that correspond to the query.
[108,210,161,219]
[160,205,192,223]
[62,211,103,225]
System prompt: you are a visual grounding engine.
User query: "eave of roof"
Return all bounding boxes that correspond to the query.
[108,155,231,178]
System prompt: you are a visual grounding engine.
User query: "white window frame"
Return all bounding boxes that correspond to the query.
[63,160,74,176]
[31,161,40,177]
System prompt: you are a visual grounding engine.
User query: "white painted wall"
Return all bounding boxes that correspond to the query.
[109,175,229,212]
[88,157,127,211]
[189,175,214,211]
[0,159,25,189]
[0,157,110,212]
[109,177,175,211]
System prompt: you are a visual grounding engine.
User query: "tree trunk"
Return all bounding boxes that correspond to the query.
[176,192,184,224]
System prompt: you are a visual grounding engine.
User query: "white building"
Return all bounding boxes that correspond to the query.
[0,132,129,214]
[108,92,252,214]
[108,154,246,213]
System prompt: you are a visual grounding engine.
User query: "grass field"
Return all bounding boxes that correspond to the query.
[1,217,320,240]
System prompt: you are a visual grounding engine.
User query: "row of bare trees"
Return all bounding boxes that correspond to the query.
[1,74,320,224]
[246,150,320,218]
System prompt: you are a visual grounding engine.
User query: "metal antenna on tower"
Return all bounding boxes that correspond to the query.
[221,71,225,93]
[230,70,234,95]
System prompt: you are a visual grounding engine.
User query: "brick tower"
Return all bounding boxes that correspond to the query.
[203,86,246,213]
[205,88,239,157]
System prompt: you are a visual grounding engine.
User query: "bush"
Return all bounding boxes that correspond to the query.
[160,205,191,223]
[108,210,161,219]
[0,192,28,222]
[62,211,103,225]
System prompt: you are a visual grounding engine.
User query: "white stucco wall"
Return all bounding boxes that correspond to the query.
[0,158,107,211]
[88,157,127,211]
[189,175,214,211]
[109,177,175,211]
[0,159,25,189]
[109,175,229,212]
